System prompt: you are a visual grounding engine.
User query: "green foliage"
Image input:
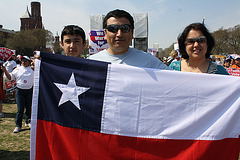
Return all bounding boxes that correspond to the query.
[53,41,62,54]
[212,25,240,55]
[158,43,174,58]
[6,29,54,57]
[82,39,89,57]
[0,32,7,47]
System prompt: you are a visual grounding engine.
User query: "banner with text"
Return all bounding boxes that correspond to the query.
[89,30,108,54]
[147,48,157,56]
[0,47,15,61]
[227,68,240,77]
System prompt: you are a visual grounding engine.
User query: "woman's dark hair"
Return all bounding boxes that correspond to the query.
[103,9,134,29]
[178,23,215,59]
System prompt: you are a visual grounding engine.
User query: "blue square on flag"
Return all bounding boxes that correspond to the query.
[37,52,109,132]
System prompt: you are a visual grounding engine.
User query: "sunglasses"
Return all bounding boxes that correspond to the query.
[185,36,207,45]
[105,24,132,33]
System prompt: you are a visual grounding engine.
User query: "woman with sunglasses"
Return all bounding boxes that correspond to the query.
[169,23,229,75]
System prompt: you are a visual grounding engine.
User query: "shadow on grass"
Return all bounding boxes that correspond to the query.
[0,150,30,160]
[21,128,31,132]
[3,113,16,119]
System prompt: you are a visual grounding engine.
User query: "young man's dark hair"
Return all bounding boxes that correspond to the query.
[103,9,134,29]
[61,25,86,44]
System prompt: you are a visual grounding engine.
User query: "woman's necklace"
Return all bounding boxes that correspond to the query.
[186,59,210,73]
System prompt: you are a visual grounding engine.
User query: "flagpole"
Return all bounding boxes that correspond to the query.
[202,17,205,25]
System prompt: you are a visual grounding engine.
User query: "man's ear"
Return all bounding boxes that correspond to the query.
[104,29,107,40]
[83,41,87,49]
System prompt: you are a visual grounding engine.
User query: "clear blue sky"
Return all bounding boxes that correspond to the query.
[1,0,240,49]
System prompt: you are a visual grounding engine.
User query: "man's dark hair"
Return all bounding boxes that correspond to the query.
[103,9,134,29]
[61,25,86,44]
[178,23,215,59]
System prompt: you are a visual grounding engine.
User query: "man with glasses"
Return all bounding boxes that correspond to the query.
[89,9,171,70]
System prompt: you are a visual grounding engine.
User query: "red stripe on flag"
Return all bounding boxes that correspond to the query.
[35,120,240,160]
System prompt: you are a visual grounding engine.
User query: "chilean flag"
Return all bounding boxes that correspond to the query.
[30,52,240,160]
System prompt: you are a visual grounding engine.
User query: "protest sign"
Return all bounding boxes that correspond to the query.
[0,47,15,61]
[89,30,108,54]
[227,68,240,76]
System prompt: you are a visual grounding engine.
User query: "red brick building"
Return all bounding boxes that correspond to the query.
[20,2,43,31]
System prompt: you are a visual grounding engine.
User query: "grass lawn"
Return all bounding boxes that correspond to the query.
[0,102,30,160]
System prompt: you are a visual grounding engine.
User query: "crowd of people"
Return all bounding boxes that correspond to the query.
[1,9,239,134]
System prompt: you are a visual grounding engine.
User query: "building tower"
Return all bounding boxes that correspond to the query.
[20,6,35,30]
[55,32,60,45]
[31,2,42,29]
[20,2,43,31]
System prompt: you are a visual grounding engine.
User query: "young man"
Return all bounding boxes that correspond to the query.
[32,25,87,64]
[61,25,86,57]
[89,9,171,70]
[231,56,240,69]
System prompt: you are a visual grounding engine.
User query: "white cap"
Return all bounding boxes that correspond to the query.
[21,56,31,61]
[234,55,240,60]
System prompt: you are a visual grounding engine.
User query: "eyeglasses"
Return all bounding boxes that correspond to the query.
[185,36,207,45]
[105,24,132,33]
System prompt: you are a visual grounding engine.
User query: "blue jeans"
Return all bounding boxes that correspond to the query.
[15,87,33,128]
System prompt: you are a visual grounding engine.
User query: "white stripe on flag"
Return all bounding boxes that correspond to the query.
[101,63,240,140]
[30,59,41,160]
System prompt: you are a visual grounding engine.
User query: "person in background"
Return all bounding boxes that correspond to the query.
[89,9,171,70]
[223,59,231,68]
[2,56,34,133]
[169,23,229,75]
[3,54,17,102]
[16,55,22,68]
[3,54,17,72]
[215,58,223,66]
[166,50,178,66]
[60,25,86,57]
[231,56,240,69]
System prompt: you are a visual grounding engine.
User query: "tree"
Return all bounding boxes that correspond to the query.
[53,40,62,55]
[32,29,47,51]
[212,25,240,55]
[6,30,37,56]
[45,30,55,51]
[212,28,229,55]
[227,25,240,54]
[6,29,54,56]
[158,43,174,58]
[0,32,7,47]
[82,39,89,57]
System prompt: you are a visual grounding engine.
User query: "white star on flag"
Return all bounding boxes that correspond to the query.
[54,73,90,110]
